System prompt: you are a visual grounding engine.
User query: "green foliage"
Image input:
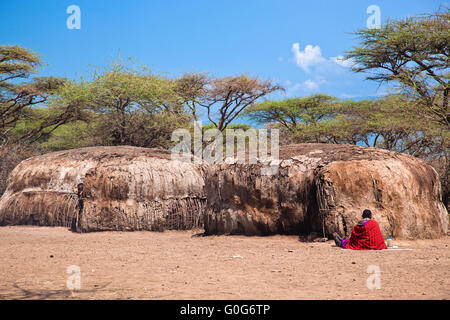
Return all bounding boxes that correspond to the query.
[36,120,93,151]
[177,73,282,131]
[345,8,449,129]
[246,93,437,148]
[0,45,77,144]
[243,94,337,143]
[47,58,192,149]
[0,45,40,80]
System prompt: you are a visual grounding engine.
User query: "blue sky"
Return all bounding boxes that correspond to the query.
[0,0,444,102]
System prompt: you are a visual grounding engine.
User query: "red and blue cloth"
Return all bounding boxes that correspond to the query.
[340,219,387,250]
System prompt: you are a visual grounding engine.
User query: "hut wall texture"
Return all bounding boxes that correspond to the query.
[0,146,206,232]
[0,144,447,239]
[315,159,448,239]
[203,144,448,239]
[75,156,206,232]
[203,157,322,235]
[0,156,96,227]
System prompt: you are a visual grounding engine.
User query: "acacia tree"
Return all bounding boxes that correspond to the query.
[244,94,435,148]
[243,94,347,145]
[174,73,208,124]
[52,60,192,148]
[0,45,74,144]
[177,74,282,132]
[0,45,83,195]
[345,9,449,129]
[243,94,336,134]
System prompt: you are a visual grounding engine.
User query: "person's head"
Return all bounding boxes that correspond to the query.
[362,209,372,219]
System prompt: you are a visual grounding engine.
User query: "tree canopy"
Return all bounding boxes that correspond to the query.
[345,9,449,129]
[0,45,72,144]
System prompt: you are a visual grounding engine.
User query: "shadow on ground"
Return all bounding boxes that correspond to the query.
[0,282,111,300]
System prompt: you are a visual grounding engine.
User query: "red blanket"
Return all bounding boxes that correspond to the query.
[341,219,387,250]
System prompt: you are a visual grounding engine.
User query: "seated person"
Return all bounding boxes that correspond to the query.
[333,209,387,250]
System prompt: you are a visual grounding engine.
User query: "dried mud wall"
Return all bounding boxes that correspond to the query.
[0,146,206,232]
[315,158,448,239]
[203,157,322,235]
[0,144,447,239]
[204,144,448,239]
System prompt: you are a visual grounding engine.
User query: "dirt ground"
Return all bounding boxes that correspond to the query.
[0,226,448,300]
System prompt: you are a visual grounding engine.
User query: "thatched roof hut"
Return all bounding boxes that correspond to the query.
[0,146,206,232]
[204,144,448,239]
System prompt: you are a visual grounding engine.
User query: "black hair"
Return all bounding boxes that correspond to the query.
[362,209,372,219]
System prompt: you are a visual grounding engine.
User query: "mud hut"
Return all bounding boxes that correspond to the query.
[0,143,447,239]
[0,146,206,232]
[203,144,448,239]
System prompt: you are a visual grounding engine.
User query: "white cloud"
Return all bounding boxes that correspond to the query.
[285,83,302,96]
[339,93,359,99]
[331,55,353,68]
[291,43,326,73]
[303,79,319,91]
[287,43,377,97]
[290,43,354,71]
[285,78,325,96]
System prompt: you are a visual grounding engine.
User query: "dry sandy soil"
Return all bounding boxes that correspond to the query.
[0,226,448,300]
